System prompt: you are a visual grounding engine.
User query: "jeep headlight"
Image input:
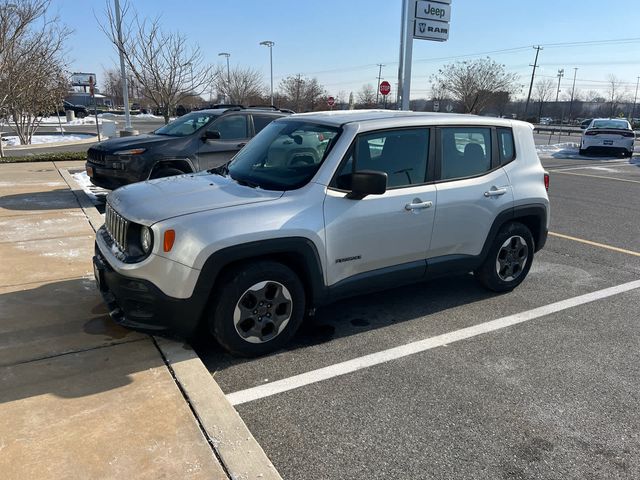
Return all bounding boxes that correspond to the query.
[113,148,146,155]
[140,226,153,254]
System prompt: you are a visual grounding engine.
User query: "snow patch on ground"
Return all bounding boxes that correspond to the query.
[535,142,579,153]
[39,116,104,125]
[4,134,94,147]
[72,170,109,204]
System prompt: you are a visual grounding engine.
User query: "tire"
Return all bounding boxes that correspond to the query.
[578,148,586,156]
[475,222,534,293]
[150,166,184,179]
[209,261,306,357]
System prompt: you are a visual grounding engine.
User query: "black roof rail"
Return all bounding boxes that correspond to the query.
[247,105,296,114]
[211,103,245,109]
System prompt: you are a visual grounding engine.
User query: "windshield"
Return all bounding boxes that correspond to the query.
[591,119,630,130]
[227,120,340,190]
[154,111,220,137]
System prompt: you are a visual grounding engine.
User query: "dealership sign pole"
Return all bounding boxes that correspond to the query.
[399,0,451,110]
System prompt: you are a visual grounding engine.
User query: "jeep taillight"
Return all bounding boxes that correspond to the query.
[544,172,549,191]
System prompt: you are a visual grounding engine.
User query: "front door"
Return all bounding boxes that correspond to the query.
[324,127,436,288]
[197,114,250,169]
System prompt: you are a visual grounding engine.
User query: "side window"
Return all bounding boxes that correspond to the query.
[335,128,429,189]
[212,115,248,139]
[440,127,492,180]
[253,115,276,135]
[497,128,515,164]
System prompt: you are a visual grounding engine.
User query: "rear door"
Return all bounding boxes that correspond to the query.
[428,126,514,259]
[324,127,436,288]
[197,114,250,169]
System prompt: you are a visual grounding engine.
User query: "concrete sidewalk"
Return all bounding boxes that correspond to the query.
[0,161,279,479]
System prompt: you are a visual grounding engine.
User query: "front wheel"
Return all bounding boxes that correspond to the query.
[209,261,306,357]
[475,222,534,292]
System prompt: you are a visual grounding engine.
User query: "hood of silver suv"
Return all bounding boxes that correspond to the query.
[107,173,283,224]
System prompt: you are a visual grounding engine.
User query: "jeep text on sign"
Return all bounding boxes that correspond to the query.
[413,19,449,41]
[415,1,451,22]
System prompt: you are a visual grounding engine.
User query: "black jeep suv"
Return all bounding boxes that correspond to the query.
[86,106,290,190]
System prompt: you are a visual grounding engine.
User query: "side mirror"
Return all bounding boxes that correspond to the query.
[346,170,387,200]
[202,130,221,140]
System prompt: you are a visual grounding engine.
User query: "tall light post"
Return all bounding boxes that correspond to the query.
[259,41,275,106]
[630,76,639,122]
[218,52,231,103]
[114,0,132,132]
[568,67,578,123]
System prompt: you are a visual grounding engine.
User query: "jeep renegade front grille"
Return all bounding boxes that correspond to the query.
[105,203,129,251]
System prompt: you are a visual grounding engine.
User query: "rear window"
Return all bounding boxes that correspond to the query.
[253,115,277,134]
[497,128,515,164]
[591,119,630,130]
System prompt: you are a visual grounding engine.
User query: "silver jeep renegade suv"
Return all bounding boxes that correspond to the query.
[93,110,550,356]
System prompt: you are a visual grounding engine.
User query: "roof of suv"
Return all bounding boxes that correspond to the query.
[289,109,520,128]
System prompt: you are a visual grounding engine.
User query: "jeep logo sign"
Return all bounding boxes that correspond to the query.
[415,0,451,22]
[413,0,451,42]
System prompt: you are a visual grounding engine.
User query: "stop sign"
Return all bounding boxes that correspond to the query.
[379,81,391,96]
[327,96,335,107]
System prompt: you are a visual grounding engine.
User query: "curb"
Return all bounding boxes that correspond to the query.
[4,135,99,151]
[156,338,282,480]
[58,165,282,480]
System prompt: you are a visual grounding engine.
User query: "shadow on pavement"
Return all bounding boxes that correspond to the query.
[194,273,497,369]
[0,277,149,404]
[0,189,79,211]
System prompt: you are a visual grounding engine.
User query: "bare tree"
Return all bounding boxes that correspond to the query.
[278,75,325,112]
[431,57,519,114]
[0,0,70,148]
[213,65,264,106]
[357,84,376,108]
[605,75,628,117]
[533,78,555,120]
[101,1,212,123]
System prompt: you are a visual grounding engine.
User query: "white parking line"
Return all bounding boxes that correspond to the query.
[227,280,640,406]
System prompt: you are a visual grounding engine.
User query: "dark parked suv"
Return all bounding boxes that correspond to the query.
[86,106,290,190]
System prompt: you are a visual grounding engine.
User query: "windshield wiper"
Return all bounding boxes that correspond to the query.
[208,161,230,176]
[233,176,259,188]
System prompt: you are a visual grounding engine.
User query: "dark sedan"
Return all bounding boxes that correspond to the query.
[86,106,290,190]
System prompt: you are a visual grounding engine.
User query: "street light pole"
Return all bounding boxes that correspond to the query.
[259,41,275,106]
[218,52,231,103]
[568,67,578,123]
[630,76,639,122]
[114,0,132,132]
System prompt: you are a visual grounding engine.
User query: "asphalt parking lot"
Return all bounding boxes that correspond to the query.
[192,150,640,479]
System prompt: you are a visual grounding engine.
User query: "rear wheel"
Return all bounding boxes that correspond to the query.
[475,222,534,292]
[209,261,306,357]
[150,166,184,179]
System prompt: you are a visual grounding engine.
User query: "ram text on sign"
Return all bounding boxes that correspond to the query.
[415,1,451,22]
[413,19,449,41]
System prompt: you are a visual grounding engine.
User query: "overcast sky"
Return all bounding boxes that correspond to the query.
[56,0,640,100]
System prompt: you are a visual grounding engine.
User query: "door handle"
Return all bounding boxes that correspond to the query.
[484,187,508,197]
[237,142,247,148]
[405,200,433,211]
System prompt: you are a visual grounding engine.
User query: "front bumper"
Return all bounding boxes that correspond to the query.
[93,245,205,338]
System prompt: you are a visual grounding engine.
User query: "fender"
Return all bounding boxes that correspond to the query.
[195,237,327,309]
[480,203,548,258]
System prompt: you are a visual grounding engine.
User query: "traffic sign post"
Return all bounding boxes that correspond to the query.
[379,81,391,109]
[327,96,335,110]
